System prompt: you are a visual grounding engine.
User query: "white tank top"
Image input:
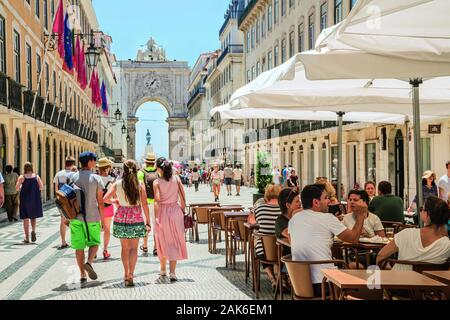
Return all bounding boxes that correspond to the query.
[116,180,141,207]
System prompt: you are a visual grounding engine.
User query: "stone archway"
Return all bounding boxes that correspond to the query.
[117,60,190,161]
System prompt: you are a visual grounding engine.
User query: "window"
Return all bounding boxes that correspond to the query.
[268,51,273,70]
[274,0,279,25]
[256,18,260,43]
[0,125,6,172]
[251,66,255,81]
[335,0,343,24]
[331,146,338,180]
[45,63,49,97]
[289,31,295,58]
[421,138,431,171]
[13,31,21,83]
[261,14,266,37]
[320,2,328,31]
[246,31,250,53]
[53,71,57,102]
[51,0,55,19]
[350,0,358,10]
[308,144,315,184]
[321,143,327,177]
[281,39,286,63]
[43,0,48,29]
[365,143,376,182]
[36,0,40,18]
[27,132,32,162]
[268,5,273,30]
[289,0,295,8]
[36,53,42,95]
[308,13,315,50]
[26,44,32,90]
[298,23,304,52]
[274,45,279,67]
[256,61,261,76]
[0,16,5,73]
[251,25,255,49]
[247,70,251,83]
[281,0,286,16]
[15,129,21,169]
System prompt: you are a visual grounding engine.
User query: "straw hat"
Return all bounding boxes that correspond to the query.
[145,153,156,164]
[97,157,113,168]
[422,170,436,180]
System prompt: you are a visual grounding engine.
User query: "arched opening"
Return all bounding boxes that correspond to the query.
[45,137,51,200]
[14,129,21,170]
[0,124,7,172]
[53,139,57,183]
[37,135,42,177]
[59,141,63,170]
[27,132,33,162]
[134,101,169,162]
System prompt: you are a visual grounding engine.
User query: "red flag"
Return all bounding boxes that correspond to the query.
[80,42,87,90]
[95,71,102,107]
[89,69,97,105]
[75,36,81,81]
[52,0,65,60]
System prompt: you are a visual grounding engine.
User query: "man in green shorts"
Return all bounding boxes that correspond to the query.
[71,151,105,283]
[138,153,158,256]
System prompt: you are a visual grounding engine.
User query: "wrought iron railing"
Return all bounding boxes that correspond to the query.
[0,72,7,105]
[217,45,244,67]
[8,78,23,112]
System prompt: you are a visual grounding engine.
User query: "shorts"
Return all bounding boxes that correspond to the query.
[70,219,101,250]
[234,180,241,186]
[225,178,233,185]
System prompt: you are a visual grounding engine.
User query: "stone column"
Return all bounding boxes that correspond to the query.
[127,116,139,160]
[167,117,189,162]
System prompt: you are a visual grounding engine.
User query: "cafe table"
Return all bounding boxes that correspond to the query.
[321,269,448,300]
[187,203,220,241]
[223,211,249,268]
[333,238,388,269]
[423,271,450,299]
[206,206,243,253]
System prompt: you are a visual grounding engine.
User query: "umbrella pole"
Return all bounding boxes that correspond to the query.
[410,78,423,225]
[337,112,345,202]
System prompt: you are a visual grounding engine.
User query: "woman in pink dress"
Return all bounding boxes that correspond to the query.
[154,157,188,282]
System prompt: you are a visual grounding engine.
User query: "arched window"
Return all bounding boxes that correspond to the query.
[60,141,63,170]
[0,124,7,172]
[45,138,51,199]
[321,142,327,177]
[27,132,33,162]
[37,135,42,177]
[14,129,21,170]
[53,139,57,179]
[308,144,315,183]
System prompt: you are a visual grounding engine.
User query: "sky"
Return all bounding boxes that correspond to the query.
[93,0,231,159]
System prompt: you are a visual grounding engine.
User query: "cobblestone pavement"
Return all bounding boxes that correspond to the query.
[0,183,279,300]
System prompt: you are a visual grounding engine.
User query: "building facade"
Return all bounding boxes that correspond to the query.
[238,0,450,201]
[0,0,116,201]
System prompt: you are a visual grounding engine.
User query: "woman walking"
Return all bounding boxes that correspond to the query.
[98,158,115,260]
[16,162,43,244]
[154,157,188,281]
[103,160,150,287]
[211,164,222,202]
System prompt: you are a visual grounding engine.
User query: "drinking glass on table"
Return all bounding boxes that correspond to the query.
[385,228,395,241]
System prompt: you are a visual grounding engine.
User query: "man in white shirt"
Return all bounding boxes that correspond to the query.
[232,165,243,196]
[53,156,76,249]
[438,160,450,201]
[288,184,366,297]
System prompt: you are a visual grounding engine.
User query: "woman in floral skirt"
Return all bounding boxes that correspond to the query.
[104,160,150,287]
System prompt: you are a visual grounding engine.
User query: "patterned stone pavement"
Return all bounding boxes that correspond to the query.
[0,183,279,300]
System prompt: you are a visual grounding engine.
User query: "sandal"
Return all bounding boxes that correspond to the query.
[22,240,30,244]
[103,250,111,260]
[58,243,70,250]
[140,245,148,253]
[31,231,37,243]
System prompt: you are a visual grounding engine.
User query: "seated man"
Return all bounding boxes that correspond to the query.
[288,184,367,297]
[368,181,404,223]
[343,190,386,269]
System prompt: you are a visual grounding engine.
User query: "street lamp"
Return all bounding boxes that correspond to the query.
[86,31,101,68]
[209,117,216,126]
[121,124,127,135]
[114,108,122,121]
[126,134,131,143]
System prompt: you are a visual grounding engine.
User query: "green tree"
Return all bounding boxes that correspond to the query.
[256,151,273,194]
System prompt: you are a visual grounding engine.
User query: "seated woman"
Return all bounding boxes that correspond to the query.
[377,196,450,271]
[254,184,282,290]
[342,190,385,269]
[276,188,302,245]
[316,178,346,218]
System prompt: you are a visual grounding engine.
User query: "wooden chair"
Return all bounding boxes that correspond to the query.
[192,207,211,244]
[382,221,417,234]
[229,218,248,269]
[211,210,227,254]
[253,233,278,299]
[281,255,348,300]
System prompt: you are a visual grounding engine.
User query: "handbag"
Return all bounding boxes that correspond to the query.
[176,176,193,229]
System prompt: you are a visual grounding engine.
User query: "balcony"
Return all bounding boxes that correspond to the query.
[217,45,243,67]
[0,73,7,105]
[187,87,206,107]
[23,90,34,116]
[44,103,54,123]
[238,0,258,28]
[8,78,23,112]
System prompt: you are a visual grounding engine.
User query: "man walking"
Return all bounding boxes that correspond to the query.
[224,163,234,196]
[233,164,243,196]
[3,165,19,222]
[71,152,105,283]
[138,153,158,256]
[54,156,76,249]
[438,160,450,201]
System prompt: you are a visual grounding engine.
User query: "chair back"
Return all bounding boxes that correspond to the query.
[255,233,278,262]
[212,210,227,230]
[195,207,209,224]
[389,259,450,273]
[232,218,248,241]
[281,255,315,299]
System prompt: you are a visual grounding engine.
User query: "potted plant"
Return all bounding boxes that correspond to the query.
[253,151,273,204]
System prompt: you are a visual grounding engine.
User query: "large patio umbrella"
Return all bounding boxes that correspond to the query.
[225,58,450,200]
[297,0,450,211]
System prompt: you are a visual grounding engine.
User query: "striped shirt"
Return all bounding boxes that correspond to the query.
[255,203,281,257]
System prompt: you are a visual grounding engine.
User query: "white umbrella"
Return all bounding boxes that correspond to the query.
[298,0,450,211]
